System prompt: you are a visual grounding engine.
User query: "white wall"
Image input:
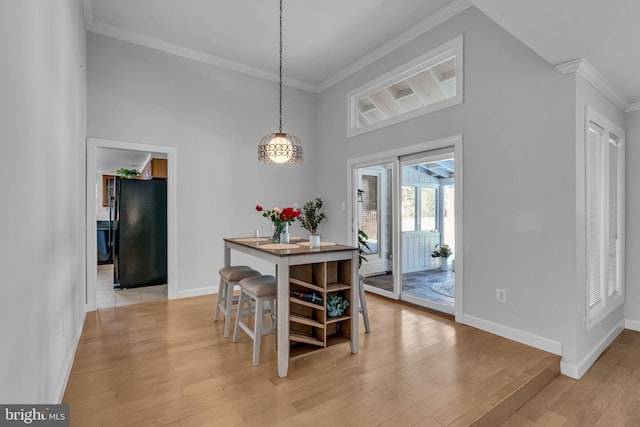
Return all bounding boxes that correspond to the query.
[317,8,575,358]
[87,33,318,294]
[625,110,640,327]
[0,0,87,402]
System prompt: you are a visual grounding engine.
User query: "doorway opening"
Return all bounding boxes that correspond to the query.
[86,138,177,312]
[349,136,462,319]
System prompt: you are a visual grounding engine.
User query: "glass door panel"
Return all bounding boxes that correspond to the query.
[400,150,455,314]
[357,164,395,298]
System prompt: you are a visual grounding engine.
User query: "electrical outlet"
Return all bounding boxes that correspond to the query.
[496,288,507,303]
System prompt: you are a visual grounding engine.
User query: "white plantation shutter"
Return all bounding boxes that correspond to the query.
[584,108,625,330]
[607,136,619,297]
[586,124,603,310]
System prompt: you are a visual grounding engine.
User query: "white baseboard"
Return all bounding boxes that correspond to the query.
[560,319,625,379]
[176,286,217,299]
[461,314,562,355]
[625,319,640,332]
[56,309,87,403]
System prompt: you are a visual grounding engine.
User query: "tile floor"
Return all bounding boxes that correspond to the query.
[364,269,455,307]
[96,264,167,309]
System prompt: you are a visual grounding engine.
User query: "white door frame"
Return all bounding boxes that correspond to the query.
[85,137,178,312]
[347,134,463,321]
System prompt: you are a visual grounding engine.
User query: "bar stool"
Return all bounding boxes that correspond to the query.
[359,274,370,333]
[233,274,277,366]
[214,266,261,337]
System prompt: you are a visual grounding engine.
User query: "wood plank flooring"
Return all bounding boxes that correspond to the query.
[64,293,560,426]
[500,329,640,427]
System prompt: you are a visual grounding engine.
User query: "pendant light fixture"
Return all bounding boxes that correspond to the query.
[258,0,303,164]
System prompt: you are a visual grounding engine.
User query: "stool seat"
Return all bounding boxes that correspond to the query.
[219,266,261,282]
[239,275,277,297]
[214,265,261,338]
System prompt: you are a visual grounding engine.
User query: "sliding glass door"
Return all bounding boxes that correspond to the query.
[354,146,456,315]
[400,149,455,314]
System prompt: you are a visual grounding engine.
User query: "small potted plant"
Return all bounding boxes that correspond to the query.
[326,293,349,317]
[431,243,452,271]
[115,168,140,179]
[300,198,326,248]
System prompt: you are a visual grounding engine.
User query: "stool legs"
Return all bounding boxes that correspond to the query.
[224,282,236,338]
[213,276,226,322]
[214,278,238,338]
[233,291,276,366]
[359,275,370,333]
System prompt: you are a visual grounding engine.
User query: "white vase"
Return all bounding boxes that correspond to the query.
[440,257,448,271]
[309,234,321,248]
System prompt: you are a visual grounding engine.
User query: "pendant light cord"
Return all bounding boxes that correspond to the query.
[279,0,283,133]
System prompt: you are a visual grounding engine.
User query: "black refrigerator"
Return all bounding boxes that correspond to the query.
[113,177,167,288]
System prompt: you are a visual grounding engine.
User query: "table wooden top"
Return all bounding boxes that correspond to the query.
[224,237,357,257]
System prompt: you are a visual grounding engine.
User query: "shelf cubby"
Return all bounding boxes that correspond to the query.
[288,259,353,358]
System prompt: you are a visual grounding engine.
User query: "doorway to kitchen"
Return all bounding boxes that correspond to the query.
[349,136,462,319]
[86,138,177,312]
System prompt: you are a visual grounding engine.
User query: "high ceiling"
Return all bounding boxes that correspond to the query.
[83,0,640,108]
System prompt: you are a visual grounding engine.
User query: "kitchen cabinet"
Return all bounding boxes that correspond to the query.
[141,158,167,180]
[102,175,115,207]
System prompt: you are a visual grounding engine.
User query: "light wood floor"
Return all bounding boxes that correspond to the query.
[500,329,640,426]
[64,293,568,426]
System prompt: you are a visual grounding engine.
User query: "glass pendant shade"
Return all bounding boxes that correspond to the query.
[257,0,303,164]
[258,132,303,164]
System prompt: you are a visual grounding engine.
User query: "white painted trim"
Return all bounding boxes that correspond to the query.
[86,138,178,311]
[402,294,455,315]
[318,0,472,92]
[80,0,92,30]
[347,35,464,138]
[560,319,624,379]
[347,135,463,320]
[86,22,316,93]
[56,310,86,403]
[177,286,218,299]
[625,319,640,331]
[583,107,626,331]
[556,58,630,112]
[461,314,562,356]
[83,0,471,94]
[627,102,640,112]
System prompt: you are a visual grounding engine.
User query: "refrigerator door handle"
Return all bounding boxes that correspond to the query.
[108,196,114,248]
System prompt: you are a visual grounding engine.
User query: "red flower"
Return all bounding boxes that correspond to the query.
[280,207,301,221]
[255,205,263,212]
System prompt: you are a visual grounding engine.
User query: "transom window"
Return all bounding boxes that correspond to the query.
[348,36,463,138]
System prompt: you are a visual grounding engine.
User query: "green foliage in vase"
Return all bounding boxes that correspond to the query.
[300,198,326,235]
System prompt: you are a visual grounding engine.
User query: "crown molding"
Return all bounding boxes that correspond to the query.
[627,102,640,112]
[317,0,473,92]
[556,58,630,112]
[81,0,92,30]
[85,21,316,93]
[82,0,473,94]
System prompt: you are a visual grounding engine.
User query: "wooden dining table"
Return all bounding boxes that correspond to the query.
[223,237,359,377]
